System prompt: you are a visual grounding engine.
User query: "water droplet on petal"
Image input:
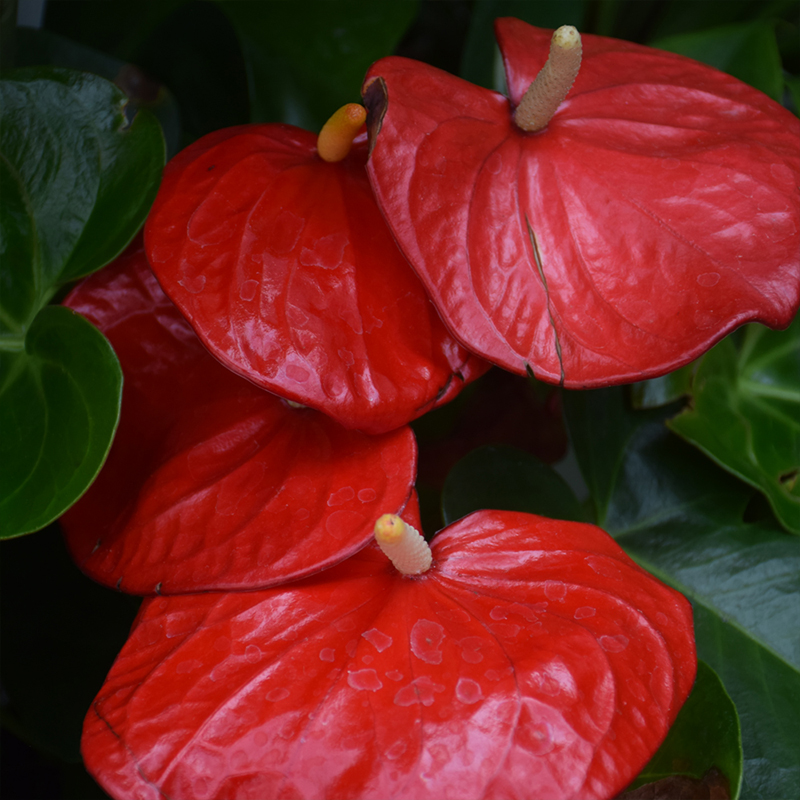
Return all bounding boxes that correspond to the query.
[319,648,335,662]
[348,669,383,692]
[239,279,259,301]
[410,619,445,665]
[455,677,484,705]
[697,272,720,287]
[574,606,596,620]
[599,634,629,653]
[362,628,393,652]
[266,687,290,702]
[544,580,566,601]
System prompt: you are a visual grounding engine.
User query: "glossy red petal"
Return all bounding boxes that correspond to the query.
[144,124,487,434]
[363,20,800,387]
[61,241,417,594]
[83,511,695,800]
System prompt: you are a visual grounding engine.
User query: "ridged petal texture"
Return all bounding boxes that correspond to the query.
[60,241,417,594]
[363,18,800,387]
[83,510,695,800]
[144,124,487,434]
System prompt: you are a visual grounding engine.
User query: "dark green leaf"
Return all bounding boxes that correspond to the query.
[0,67,164,325]
[785,74,800,117]
[220,0,418,130]
[628,661,742,798]
[651,21,784,100]
[564,387,800,798]
[630,363,695,410]
[561,387,678,525]
[14,27,182,160]
[0,306,122,538]
[693,604,800,800]
[668,321,800,535]
[441,444,585,525]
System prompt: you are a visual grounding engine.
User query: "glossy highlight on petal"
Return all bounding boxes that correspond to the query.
[364,18,800,387]
[82,511,696,800]
[145,124,488,433]
[61,240,418,594]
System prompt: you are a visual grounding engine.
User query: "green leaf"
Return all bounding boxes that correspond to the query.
[441,444,585,525]
[563,387,800,799]
[651,21,784,100]
[14,27,182,160]
[220,0,418,130]
[0,67,164,326]
[630,362,695,410]
[693,603,800,800]
[0,306,123,538]
[668,321,800,535]
[629,660,742,798]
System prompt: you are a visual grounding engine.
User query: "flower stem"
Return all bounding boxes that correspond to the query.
[374,514,432,575]
[514,26,582,132]
[317,103,367,162]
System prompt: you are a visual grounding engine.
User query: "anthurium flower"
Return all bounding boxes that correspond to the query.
[363,18,800,387]
[82,507,695,800]
[144,109,487,435]
[60,240,417,594]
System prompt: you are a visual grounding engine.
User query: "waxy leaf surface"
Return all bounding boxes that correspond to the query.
[363,18,800,387]
[0,67,164,537]
[629,660,742,797]
[668,319,800,535]
[562,386,800,798]
[145,125,486,434]
[0,307,122,538]
[60,242,417,594]
[83,510,695,800]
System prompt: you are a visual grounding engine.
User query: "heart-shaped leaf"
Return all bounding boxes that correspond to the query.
[82,510,695,800]
[60,241,417,593]
[0,306,122,538]
[363,18,800,387]
[0,68,164,321]
[561,386,800,798]
[145,125,486,434]
[668,319,800,535]
[0,67,164,537]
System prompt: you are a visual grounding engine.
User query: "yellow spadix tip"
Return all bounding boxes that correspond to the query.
[317,103,367,163]
[374,513,405,544]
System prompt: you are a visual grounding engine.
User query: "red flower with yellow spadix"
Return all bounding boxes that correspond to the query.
[60,240,417,594]
[144,104,487,435]
[82,505,695,800]
[363,18,800,387]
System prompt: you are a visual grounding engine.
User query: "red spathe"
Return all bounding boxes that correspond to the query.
[364,18,800,386]
[145,125,487,433]
[61,242,417,594]
[83,510,696,800]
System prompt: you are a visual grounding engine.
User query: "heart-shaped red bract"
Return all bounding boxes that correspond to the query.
[144,124,487,434]
[83,509,695,800]
[61,241,417,594]
[363,18,800,387]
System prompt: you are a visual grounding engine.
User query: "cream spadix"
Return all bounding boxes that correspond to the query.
[514,25,582,132]
[374,514,432,575]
